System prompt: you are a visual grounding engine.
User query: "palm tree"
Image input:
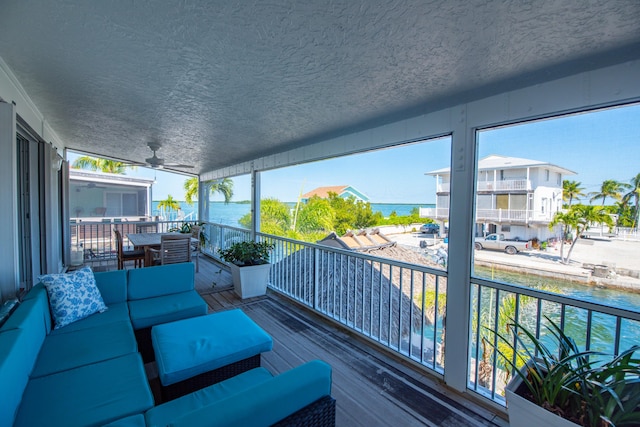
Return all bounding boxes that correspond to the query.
[157,194,180,218]
[183,177,234,205]
[589,179,628,206]
[184,177,198,205]
[622,172,640,228]
[72,156,134,174]
[549,204,614,264]
[562,180,584,207]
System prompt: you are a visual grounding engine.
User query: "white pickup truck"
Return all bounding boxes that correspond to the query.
[474,233,532,255]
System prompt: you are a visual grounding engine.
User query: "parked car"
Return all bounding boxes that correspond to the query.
[420,223,440,234]
[474,233,532,255]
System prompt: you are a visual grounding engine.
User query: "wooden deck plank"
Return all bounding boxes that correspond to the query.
[241,301,417,426]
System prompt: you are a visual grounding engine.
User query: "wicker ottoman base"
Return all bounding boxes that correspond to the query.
[274,395,336,427]
[134,327,154,363]
[160,354,261,402]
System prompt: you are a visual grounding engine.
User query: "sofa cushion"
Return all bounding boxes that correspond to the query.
[128,291,207,330]
[48,301,130,336]
[31,320,137,378]
[39,266,108,329]
[14,352,154,427]
[103,414,147,427]
[127,263,195,300]
[94,269,128,305]
[145,367,274,427]
[22,282,47,302]
[0,289,51,337]
[0,329,38,427]
[152,360,333,427]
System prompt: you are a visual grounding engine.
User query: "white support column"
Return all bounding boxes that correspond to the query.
[251,168,260,240]
[0,102,19,300]
[442,105,477,392]
[198,177,205,221]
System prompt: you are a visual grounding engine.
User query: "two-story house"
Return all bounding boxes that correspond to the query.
[423,155,575,241]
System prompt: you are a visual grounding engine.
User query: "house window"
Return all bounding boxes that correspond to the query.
[545,169,550,181]
[541,197,547,213]
[501,225,511,232]
[557,172,562,186]
[105,192,138,217]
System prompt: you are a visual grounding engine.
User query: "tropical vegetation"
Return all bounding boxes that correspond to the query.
[622,173,640,228]
[490,316,640,427]
[218,240,275,266]
[560,177,640,231]
[184,177,234,204]
[549,204,614,264]
[237,193,413,242]
[156,194,180,216]
[589,180,628,206]
[563,180,585,207]
[71,156,135,174]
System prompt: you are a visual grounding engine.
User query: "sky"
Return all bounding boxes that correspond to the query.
[68,103,639,205]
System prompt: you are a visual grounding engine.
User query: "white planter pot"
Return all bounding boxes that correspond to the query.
[506,364,579,427]
[70,248,84,266]
[229,263,272,299]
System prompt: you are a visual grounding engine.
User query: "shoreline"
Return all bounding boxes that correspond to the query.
[474,258,640,295]
[384,229,640,295]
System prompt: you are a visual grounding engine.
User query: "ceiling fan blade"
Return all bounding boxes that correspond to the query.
[141,142,194,169]
[162,163,194,168]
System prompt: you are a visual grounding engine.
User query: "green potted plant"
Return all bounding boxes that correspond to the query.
[218,240,275,298]
[490,317,640,427]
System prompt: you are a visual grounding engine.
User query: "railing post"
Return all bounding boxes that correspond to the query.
[313,246,319,310]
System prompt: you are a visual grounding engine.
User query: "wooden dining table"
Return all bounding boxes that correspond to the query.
[126,232,198,267]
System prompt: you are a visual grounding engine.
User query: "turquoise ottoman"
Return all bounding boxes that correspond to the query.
[151,309,273,401]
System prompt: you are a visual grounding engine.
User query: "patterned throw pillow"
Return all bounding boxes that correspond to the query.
[39,266,108,329]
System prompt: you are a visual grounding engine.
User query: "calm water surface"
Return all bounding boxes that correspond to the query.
[475,266,640,352]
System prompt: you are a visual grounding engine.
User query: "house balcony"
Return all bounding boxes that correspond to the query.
[420,208,541,223]
[72,219,640,426]
[436,180,531,193]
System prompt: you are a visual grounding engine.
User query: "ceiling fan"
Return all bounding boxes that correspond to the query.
[143,142,194,169]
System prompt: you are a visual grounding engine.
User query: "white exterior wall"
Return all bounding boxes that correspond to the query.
[501,167,526,180]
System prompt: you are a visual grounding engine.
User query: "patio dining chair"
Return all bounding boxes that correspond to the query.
[149,234,192,266]
[113,229,145,270]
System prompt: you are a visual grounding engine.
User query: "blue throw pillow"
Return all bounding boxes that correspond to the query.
[39,266,108,329]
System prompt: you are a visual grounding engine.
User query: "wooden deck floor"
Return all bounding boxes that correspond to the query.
[190,257,509,427]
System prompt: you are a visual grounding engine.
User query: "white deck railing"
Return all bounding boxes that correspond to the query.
[437,179,531,193]
[468,278,640,403]
[420,207,557,222]
[69,219,196,262]
[475,209,534,222]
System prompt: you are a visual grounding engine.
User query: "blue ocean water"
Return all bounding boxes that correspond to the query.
[152,201,433,227]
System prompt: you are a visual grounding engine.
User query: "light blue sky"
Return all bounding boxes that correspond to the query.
[70,103,639,204]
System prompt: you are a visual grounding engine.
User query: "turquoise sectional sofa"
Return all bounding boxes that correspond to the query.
[0,262,335,427]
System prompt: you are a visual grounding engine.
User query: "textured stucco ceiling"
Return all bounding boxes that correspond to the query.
[1,1,640,174]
